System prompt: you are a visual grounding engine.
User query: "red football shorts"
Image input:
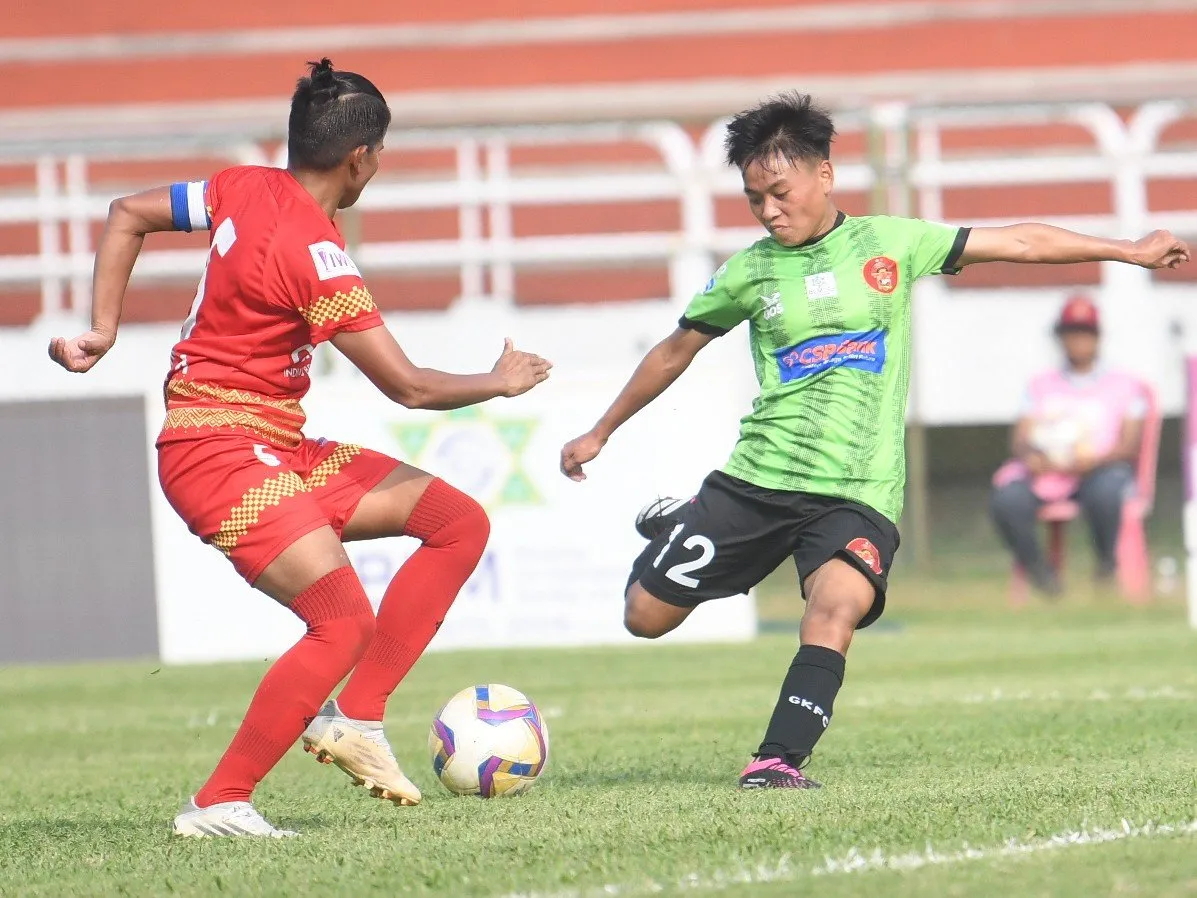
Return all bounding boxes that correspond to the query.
[158,434,401,583]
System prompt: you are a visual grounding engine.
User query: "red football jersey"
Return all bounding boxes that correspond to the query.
[159,166,382,449]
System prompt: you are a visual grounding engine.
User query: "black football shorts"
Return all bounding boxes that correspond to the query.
[629,471,900,628]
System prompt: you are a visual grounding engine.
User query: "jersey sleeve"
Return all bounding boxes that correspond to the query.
[901,218,971,279]
[269,235,383,344]
[678,258,749,336]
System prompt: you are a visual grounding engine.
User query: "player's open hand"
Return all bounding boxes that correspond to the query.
[1130,230,1190,269]
[492,337,552,397]
[47,329,115,373]
[560,430,606,482]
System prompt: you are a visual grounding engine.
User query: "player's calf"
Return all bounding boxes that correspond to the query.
[747,560,872,782]
[191,565,375,810]
[337,479,490,721]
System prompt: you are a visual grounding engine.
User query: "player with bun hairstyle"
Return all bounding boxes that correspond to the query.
[50,59,552,837]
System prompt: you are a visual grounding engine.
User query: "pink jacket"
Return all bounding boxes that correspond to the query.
[993,368,1146,501]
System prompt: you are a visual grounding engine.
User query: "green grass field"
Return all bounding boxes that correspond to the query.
[3,578,1196,897]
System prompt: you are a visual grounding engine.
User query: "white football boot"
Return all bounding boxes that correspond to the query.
[172,798,297,838]
[302,700,422,806]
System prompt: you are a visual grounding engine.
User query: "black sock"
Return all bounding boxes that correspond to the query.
[757,644,846,766]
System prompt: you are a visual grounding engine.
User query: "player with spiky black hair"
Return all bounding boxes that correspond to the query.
[561,91,1188,790]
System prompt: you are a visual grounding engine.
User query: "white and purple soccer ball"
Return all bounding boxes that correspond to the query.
[428,684,550,797]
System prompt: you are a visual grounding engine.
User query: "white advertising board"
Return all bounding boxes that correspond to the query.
[146,313,760,663]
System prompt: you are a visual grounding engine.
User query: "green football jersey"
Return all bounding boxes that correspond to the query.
[682,212,968,523]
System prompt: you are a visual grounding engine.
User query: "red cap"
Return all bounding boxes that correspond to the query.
[1056,295,1100,332]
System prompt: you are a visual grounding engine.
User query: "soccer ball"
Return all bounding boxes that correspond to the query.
[428,684,549,797]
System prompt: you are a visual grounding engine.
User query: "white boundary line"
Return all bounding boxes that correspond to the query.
[4,0,1196,63]
[812,820,1197,877]
[505,819,1197,897]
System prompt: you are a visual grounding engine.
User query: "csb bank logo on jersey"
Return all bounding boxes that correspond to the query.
[774,329,887,383]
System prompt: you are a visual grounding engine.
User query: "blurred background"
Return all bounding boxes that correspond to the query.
[3,0,1197,664]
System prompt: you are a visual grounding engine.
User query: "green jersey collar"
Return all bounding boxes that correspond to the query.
[790,209,846,248]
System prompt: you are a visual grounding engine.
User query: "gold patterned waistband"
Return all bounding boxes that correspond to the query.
[160,407,303,449]
[165,379,304,420]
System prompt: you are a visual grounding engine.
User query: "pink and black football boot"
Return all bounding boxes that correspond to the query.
[738,756,822,789]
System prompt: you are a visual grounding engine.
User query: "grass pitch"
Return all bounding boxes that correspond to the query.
[2,586,1195,897]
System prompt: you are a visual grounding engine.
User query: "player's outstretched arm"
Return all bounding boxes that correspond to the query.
[958,225,1190,270]
[560,326,714,481]
[48,186,176,373]
[333,328,551,410]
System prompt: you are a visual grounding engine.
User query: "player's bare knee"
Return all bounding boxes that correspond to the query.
[622,593,660,639]
[802,567,873,650]
[624,607,668,639]
[623,585,684,639]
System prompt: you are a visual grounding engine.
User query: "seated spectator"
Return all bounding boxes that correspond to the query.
[990,295,1145,596]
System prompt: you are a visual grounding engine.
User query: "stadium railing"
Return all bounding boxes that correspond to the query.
[2,100,1197,323]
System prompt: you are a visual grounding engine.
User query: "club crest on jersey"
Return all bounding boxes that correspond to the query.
[774,329,886,382]
[309,241,361,281]
[846,537,883,575]
[863,256,899,294]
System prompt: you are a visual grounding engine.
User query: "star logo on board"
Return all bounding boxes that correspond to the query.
[389,407,543,509]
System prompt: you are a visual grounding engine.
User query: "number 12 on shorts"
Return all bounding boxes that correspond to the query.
[652,524,716,588]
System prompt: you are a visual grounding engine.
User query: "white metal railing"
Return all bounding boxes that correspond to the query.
[3,100,1197,322]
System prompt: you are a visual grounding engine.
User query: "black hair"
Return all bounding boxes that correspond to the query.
[724,92,836,171]
[287,58,391,171]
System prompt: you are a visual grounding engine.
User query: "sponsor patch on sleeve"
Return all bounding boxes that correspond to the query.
[702,262,728,294]
[774,329,886,383]
[309,241,362,281]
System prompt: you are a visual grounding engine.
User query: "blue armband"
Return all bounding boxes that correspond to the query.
[169,181,210,232]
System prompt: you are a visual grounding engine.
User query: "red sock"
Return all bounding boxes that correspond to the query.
[194,566,375,807]
[337,479,489,721]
